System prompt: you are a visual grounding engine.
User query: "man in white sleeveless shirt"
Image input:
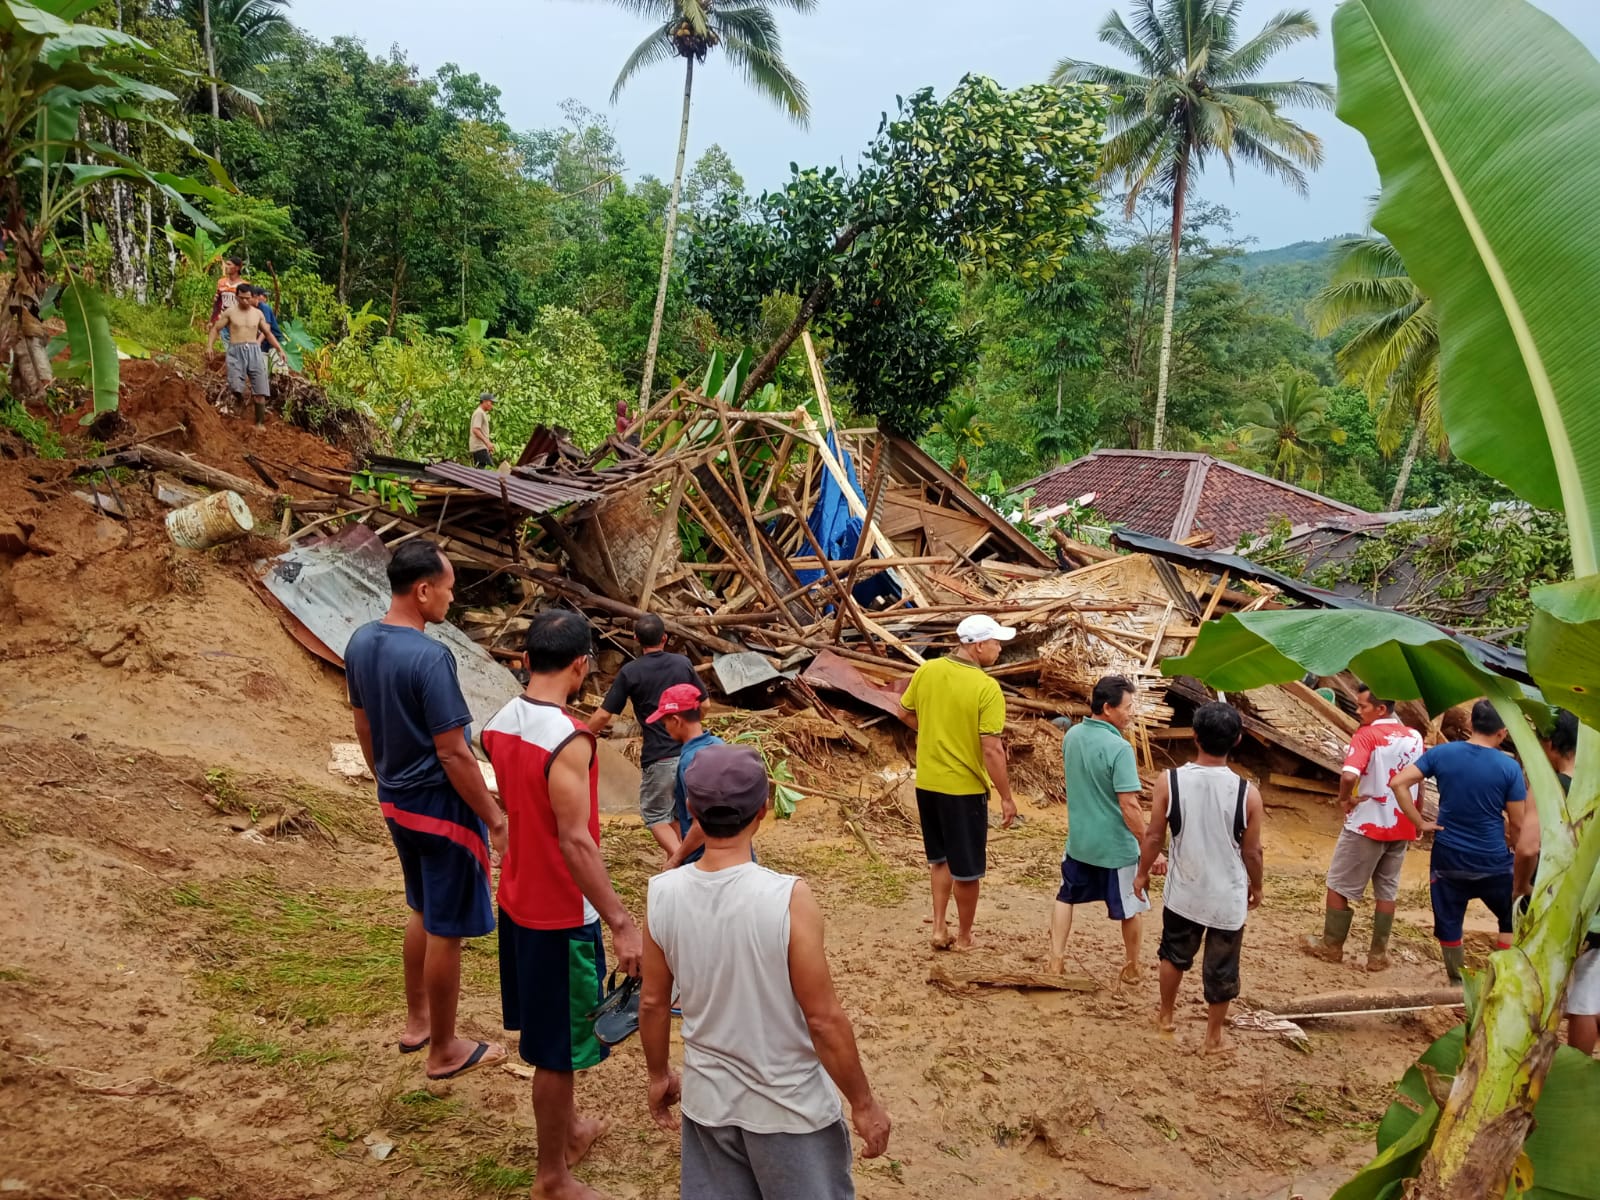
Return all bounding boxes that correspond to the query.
[640,744,892,1198]
[1134,702,1264,1054]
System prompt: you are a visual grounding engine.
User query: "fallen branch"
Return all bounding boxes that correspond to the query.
[928,964,1099,995]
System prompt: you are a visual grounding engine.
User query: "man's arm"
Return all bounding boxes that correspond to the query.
[898,705,918,731]
[1337,770,1359,814]
[258,317,285,356]
[1133,772,1170,900]
[550,735,642,975]
[1242,784,1265,909]
[639,913,680,1131]
[352,707,377,780]
[1514,811,1542,898]
[665,820,705,870]
[1504,798,1526,856]
[982,734,1016,828]
[1388,763,1436,832]
[787,880,891,1158]
[432,728,508,858]
[1117,791,1147,840]
[206,311,227,352]
[586,708,616,736]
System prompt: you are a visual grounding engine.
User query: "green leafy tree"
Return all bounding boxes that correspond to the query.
[1239,372,1339,483]
[173,0,293,123]
[1171,2,1600,1194]
[597,0,813,412]
[1,0,226,412]
[1054,0,1332,450]
[933,398,986,481]
[1308,234,1442,508]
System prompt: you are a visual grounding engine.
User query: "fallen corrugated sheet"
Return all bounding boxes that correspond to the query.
[423,460,603,513]
[800,649,911,722]
[258,523,521,734]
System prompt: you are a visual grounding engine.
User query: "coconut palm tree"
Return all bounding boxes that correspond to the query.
[1239,373,1338,484]
[599,0,812,410]
[177,0,294,125]
[1054,0,1332,451]
[1308,235,1442,509]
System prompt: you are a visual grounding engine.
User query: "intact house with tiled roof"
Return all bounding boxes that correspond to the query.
[1016,449,1376,550]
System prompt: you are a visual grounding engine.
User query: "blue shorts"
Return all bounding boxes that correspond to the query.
[1430,870,1514,945]
[383,797,494,940]
[499,912,609,1072]
[1056,855,1151,920]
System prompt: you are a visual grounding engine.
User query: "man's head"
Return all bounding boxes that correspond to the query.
[955,613,1017,667]
[479,391,495,411]
[1193,701,1243,758]
[1469,699,1509,747]
[224,254,243,277]
[646,683,703,745]
[634,613,667,651]
[683,743,769,841]
[1355,685,1396,725]
[1544,708,1578,770]
[523,609,594,696]
[387,540,453,623]
[235,286,257,309]
[1091,674,1138,730]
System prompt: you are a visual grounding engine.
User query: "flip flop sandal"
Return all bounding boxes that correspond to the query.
[587,971,642,1046]
[427,1040,503,1081]
[399,1036,430,1055]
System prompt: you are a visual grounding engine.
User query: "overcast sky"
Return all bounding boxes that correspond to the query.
[296,0,1600,251]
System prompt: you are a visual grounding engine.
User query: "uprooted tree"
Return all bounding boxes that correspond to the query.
[687,73,1104,437]
[1,0,229,415]
[1169,1,1600,1196]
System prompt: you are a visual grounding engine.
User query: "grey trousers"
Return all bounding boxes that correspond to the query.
[681,1116,855,1200]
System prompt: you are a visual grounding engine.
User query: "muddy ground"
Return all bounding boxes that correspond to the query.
[0,370,1491,1200]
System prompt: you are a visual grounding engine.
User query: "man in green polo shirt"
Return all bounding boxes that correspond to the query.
[900,614,1019,952]
[1048,674,1162,983]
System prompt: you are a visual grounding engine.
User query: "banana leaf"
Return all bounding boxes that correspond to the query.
[1333,0,1600,574]
[1526,578,1600,730]
[56,279,119,419]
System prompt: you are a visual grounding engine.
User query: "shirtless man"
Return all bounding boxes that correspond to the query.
[208,288,284,429]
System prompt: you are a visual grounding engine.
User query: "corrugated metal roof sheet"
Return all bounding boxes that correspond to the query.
[424,460,601,513]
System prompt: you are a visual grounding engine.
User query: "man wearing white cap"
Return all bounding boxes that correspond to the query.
[898,614,1019,952]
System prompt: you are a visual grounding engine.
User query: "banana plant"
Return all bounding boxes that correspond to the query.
[1166,2,1600,1195]
[1,0,238,416]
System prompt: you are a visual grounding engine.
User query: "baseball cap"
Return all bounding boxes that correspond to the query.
[957,614,1017,644]
[683,743,769,824]
[644,682,704,724]
[480,391,496,403]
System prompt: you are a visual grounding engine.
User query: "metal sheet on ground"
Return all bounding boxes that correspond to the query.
[258,524,521,735]
[799,648,911,721]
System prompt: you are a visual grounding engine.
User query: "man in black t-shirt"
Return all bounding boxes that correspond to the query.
[588,614,707,858]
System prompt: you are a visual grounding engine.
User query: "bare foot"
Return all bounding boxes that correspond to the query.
[952,935,976,953]
[931,928,955,951]
[533,1174,607,1200]
[426,1037,506,1080]
[1119,962,1141,986]
[1046,955,1065,975]
[567,1115,610,1168]
[1201,1035,1233,1056]
[1156,1010,1177,1033]
[400,1015,430,1050]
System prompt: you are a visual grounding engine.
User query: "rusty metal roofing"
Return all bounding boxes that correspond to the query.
[423,460,602,513]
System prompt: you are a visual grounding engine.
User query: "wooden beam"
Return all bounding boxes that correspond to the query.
[637,466,687,611]
[1268,772,1341,797]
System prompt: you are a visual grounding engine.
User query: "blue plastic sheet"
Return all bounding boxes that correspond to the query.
[795,431,900,609]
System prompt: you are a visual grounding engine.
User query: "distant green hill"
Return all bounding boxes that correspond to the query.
[1235,235,1361,327]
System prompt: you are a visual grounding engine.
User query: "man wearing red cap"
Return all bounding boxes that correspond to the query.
[899,613,1019,952]
[641,743,892,1198]
[647,683,726,869]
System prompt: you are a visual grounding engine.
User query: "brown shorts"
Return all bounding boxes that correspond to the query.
[1326,827,1409,903]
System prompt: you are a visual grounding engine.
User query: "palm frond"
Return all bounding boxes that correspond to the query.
[1227,129,1310,192]
[1220,93,1323,166]
[1097,115,1175,205]
[1094,9,1164,76]
[1308,277,1419,333]
[1130,0,1178,67]
[716,17,811,123]
[1222,77,1335,111]
[610,23,678,102]
[1327,235,1408,283]
[1212,9,1321,83]
[584,0,680,18]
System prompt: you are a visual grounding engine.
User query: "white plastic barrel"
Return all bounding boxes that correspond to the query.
[165,489,255,549]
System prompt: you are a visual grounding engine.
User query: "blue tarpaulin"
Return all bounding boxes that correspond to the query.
[795,430,901,609]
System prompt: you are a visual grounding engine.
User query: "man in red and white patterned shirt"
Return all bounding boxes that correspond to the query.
[1303,685,1426,971]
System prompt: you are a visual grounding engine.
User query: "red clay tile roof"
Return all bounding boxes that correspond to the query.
[1018,451,1369,548]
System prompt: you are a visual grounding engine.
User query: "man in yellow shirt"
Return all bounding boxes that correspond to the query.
[899,614,1018,952]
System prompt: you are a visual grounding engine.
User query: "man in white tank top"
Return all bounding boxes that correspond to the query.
[640,744,892,1199]
[1134,702,1264,1054]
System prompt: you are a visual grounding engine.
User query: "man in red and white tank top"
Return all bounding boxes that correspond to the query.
[1303,685,1425,972]
[482,610,643,1200]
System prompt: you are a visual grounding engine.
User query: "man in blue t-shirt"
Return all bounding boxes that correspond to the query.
[346,539,508,1081]
[649,684,727,869]
[1390,700,1527,983]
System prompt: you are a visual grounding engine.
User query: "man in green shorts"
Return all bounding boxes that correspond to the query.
[899,614,1018,952]
[1049,674,1162,983]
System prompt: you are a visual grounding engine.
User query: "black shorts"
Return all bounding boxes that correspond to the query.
[471,449,493,468]
[916,788,988,882]
[1158,908,1244,1005]
[498,910,609,1072]
[1430,871,1514,944]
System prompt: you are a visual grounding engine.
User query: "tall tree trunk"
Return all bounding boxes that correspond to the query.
[1056,371,1064,421]
[337,203,352,309]
[638,55,695,411]
[201,0,221,160]
[1151,150,1189,452]
[1389,418,1425,509]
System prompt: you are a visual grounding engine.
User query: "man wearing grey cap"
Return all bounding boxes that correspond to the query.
[469,392,496,468]
[898,613,1019,952]
[640,744,891,1199]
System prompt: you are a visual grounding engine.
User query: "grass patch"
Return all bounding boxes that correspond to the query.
[0,966,36,984]
[199,767,384,843]
[459,1156,535,1196]
[0,811,36,841]
[759,841,916,907]
[108,293,206,356]
[174,874,496,1025]
[203,1022,344,1070]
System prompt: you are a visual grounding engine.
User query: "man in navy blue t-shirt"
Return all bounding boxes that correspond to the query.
[346,539,509,1081]
[1391,700,1527,982]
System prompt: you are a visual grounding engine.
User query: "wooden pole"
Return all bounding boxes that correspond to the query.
[637,465,687,610]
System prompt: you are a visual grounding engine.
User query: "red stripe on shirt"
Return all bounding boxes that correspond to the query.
[379,802,491,878]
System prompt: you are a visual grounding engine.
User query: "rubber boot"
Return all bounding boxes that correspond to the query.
[1441,943,1466,983]
[1367,911,1395,972]
[1303,907,1352,962]
[254,398,266,428]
